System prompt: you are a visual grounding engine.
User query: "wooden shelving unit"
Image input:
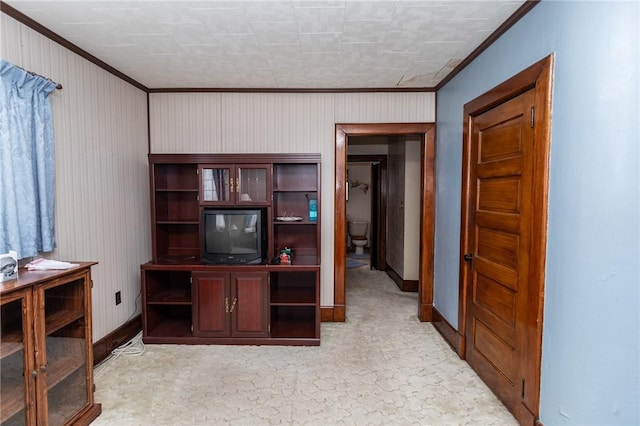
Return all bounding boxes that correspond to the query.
[142,154,321,346]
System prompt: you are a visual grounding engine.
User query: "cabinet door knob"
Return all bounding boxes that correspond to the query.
[230,297,238,313]
[225,297,229,313]
[32,370,38,377]
[40,364,47,373]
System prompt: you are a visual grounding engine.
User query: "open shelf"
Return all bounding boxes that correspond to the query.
[270,287,315,305]
[154,223,199,259]
[270,306,316,338]
[270,270,317,305]
[154,163,198,191]
[144,270,192,305]
[273,163,318,191]
[146,317,192,338]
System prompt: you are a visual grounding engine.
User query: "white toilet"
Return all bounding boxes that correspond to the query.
[348,220,369,255]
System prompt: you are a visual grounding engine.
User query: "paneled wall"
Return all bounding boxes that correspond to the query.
[150,92,435,305]
[2,14,150,341]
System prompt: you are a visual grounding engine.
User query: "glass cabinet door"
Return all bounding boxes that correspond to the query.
[201,166,232,203]
[0,293,33,426]
[201,164,270,205]
[38,277,89,425]
[237,165,269,204]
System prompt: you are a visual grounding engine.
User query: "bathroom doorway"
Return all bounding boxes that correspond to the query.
[333,123,436,323]
[347,153,387,271]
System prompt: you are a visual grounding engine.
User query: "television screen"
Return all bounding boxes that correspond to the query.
[202,209,266,264]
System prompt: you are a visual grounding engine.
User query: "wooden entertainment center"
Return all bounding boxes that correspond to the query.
[141,153,321,346]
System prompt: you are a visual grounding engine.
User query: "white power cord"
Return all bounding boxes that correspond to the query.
[94,331,145,376]
[111,331,145,357]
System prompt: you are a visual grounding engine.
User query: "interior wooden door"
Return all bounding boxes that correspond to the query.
[459,56,553,425]
[464,88,537,417]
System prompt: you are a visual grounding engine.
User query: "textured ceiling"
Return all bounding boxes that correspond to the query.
[5,0,526,89]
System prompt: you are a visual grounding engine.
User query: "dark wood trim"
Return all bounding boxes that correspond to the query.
[0,1,148,92]
[148,87,435,94]
[67,404,102,426]
[385,265,418,292]
[92,315,142,366]
[458,54,553,424]
[146,93,151,154]
[320,307,335,322]
[432,308,464,358]
[335,123,435,323]
[149,152,321,164]
[435,0,541,90]
[419,125,436,322]
[320,305,345,322]
[523,54,553,424]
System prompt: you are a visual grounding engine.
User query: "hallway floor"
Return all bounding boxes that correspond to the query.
[92,268,516,425]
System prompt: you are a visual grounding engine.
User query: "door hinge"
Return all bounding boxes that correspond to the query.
[521,378,526,399]
[530,106,535,128]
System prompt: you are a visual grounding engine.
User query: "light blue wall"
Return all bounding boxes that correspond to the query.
[434,1,639,424]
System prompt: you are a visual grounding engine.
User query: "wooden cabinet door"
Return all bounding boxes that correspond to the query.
[192,272,230,337]
[230,272,269,338]
[34,272,92,426]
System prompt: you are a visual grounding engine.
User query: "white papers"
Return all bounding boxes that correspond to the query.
[25,258,79,271]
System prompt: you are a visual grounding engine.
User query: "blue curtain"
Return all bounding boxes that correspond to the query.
[0,60,58,259]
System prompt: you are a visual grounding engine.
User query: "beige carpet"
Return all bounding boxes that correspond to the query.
[93,268,516,425]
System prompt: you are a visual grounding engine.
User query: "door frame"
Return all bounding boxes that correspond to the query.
[458,54,553,422]
[333,123,436,322]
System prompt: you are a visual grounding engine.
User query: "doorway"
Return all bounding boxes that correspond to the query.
[333,123,435,322]
[458,55,553,424]
[347,153,387,272]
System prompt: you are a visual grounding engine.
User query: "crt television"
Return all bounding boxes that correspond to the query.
[201,208,267,265]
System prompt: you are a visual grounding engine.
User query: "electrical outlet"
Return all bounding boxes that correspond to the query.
[115,291,121,305]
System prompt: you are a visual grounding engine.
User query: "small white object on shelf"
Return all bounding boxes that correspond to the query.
[25,258,79,271]
[276,216,303,222]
